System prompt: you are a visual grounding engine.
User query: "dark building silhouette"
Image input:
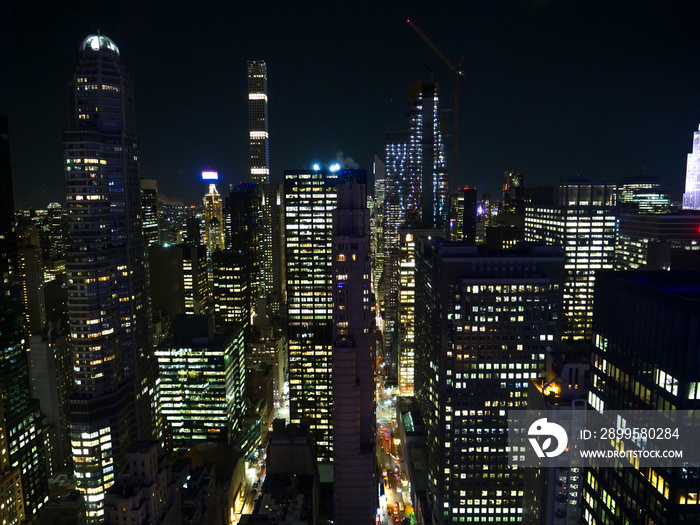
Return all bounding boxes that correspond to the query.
[583,271,700,524]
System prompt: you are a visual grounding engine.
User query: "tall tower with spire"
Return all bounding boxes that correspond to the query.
[63,33,153,523]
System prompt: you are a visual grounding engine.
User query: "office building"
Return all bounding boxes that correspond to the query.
[683,125,700,210]
[212,249,250,329]
[620,177,670,214]
[332,182,376,524]
[285,167,365,461]
[140,179,160,247]
[149,244,210,319]
[248,60,269,184]
[582,271,700,524]
[63,34,153,521]
[156,316,245,451]
[616,211,700,270]
[524,179,617,340]
[414,239,565,524]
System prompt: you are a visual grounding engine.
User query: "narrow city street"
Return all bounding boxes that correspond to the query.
[376,386,412,525]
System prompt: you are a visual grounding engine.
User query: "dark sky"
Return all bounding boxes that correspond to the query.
[2,0,700,208]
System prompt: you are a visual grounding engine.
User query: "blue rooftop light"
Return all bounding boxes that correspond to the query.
[312,163,321,171]
[330,163,341,173]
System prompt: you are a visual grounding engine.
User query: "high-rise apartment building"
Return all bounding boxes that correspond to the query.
[331,182,376,524]
[583,271,700,524]
[140,179,160,247]
[63,34,153,522]
[285,167,365,461]
[524,179,617,340]
[156,316,245,451]
[2,115,49,520]
[414,239,564,524]
[247,60,269,184]
[683,125,700,210]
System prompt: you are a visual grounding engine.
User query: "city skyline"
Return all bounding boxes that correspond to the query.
[3,1,700,208]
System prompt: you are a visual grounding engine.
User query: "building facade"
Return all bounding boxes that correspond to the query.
[247,60,269,184]
[156,316,245,451]
[682,125,700,210]
[414,239,564,524]
[284,168,365,461]
[331,182,377,524]
[524,179,617,340]
[63,34,153,521]
[140,179,160,247]
[583,271,700,524]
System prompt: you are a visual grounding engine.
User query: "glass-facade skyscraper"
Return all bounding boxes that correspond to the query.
[63,34,153,522]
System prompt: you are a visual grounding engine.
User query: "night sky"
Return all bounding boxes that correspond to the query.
[2,0,700,208]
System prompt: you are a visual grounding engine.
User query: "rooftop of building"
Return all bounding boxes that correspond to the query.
[80,33,119,55]
[600,270,700,303]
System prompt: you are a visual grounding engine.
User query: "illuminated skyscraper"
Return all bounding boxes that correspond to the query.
[332,182,376,524]
[524,179,617,340]
[380,133,409,378]
[407,81,449,228]
[683,125,700,210]
[619,176,670,214]
[203,181,225,256]
[285,167,365,461]
[63,34,153,522]
[414,239,564,524]
[248,60,269,184]
[140,179,160,247]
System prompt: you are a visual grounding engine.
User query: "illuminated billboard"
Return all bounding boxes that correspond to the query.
[202,170,219,181]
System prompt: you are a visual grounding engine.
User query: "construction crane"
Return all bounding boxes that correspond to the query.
[407,18,465,192]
